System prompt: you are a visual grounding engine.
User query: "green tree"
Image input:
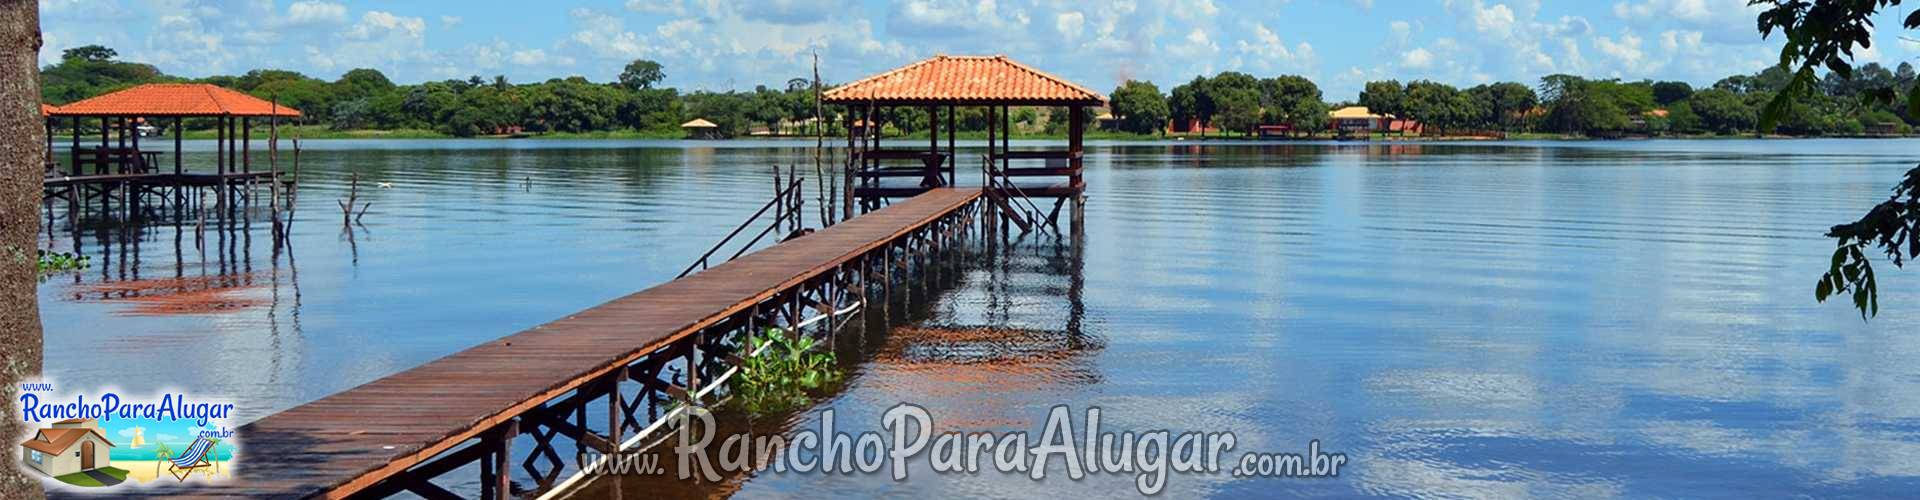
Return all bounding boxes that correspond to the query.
[1666,101,1703,133]
[250,76,335,122]
[1358,80,1408,118]
[1652,81,1694,105]
[1260,75,1328,134]
[1538,75,1630,134]
[1467,82,1538,130]
[334,68,396,101]
[38,44,164,103]
[1169,77,1207,132]
[61,44,114,62]
[1109,80,1170,135]
[1402,80,1475,133]
[619,59,665,91]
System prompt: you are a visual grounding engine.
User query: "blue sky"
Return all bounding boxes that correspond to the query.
[36,0,1920,100]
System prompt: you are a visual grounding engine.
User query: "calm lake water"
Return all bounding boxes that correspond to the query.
[36,138,1920,498]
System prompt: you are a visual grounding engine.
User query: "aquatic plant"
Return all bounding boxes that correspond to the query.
[37,249,90,277]
[726,327,841,415]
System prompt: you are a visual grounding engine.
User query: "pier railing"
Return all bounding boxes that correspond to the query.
[678,175,807,279]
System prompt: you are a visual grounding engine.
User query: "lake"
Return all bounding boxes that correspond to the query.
[37,138,1920,497]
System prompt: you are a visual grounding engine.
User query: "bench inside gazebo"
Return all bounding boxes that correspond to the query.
[824,54,1105,225]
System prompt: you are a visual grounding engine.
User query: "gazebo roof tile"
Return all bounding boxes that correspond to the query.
[51,83,302,118]
[823,55,1105,105]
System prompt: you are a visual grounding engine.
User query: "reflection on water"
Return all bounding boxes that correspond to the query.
[38,139,1920,497]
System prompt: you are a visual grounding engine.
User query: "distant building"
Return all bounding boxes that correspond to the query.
[1329,106,1421,135]
[1329,106,1389,132]
[1168,117,1217,134]
[20,418,115,478]
[1256,124,1295,138]
[681,118,721,139]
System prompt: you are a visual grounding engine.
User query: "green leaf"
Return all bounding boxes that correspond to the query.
[1906,88,1920,119]
[1816,276,1832,301]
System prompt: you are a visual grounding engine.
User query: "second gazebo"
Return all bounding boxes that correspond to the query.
[824,54,1106,226]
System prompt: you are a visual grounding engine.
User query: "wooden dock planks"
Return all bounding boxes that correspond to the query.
[128,188,981,499]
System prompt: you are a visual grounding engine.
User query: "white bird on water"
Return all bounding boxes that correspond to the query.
[377,182,393,189]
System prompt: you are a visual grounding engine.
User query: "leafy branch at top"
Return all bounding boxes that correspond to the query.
[1755,0,1920,318]
[1753,0,1920,131]
[1816,167,1920,318]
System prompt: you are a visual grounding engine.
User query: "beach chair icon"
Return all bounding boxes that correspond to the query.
[165,437,219,481]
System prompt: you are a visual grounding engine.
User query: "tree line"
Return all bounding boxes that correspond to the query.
[41,44,1920,139]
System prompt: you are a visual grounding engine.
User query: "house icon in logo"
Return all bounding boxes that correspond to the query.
[19,418,117,483]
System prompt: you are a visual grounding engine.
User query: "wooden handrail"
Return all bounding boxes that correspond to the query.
[677,177,806,279]
[981,155,1058,233]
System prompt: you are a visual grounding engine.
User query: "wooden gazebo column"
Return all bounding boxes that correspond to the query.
[946,104,955,186]
[215,116,222,174]
[843,112,855,220]
[69,117,79,173]
[173,117,183,175]
[97,117,107,174]
[1068,105,1084,190]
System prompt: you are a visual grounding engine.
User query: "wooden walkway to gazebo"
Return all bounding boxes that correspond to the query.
[125,188,983,499]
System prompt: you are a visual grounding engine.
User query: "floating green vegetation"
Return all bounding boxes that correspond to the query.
[726,327,842,416]
[37,250,90,278]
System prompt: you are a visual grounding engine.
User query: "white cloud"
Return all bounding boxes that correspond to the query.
[627,0,687,16]
[1056,11,1086,39]
[440,15,463,28]
[1594,30,1647,74]
[511,48,552,66]
[1400,47,1434,69]
[285,1,347,26]
[344,11,426,42]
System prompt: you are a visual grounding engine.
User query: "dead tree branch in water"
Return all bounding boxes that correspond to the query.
[338,172,370,226]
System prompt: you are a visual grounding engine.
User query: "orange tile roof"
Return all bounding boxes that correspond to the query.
[824,55,1106,106]
[20,427,114,455]
[52,83,302,118]
[40,103,56,116]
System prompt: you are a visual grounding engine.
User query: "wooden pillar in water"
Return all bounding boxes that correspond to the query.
[843,112,855,221]
[946,104,956,186]
[173,118,183,175]
[242,117,251,174]
[927,106,938,188]
[1069,105,1084,189]
[69,117,79,173]
[216,116,225,176]
[97,117,107,175]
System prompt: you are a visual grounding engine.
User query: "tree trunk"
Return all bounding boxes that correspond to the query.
[0,2,45,498]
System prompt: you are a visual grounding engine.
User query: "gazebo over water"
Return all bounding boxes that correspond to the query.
[45,83,300,212]
[824,55,1105,225]
[51,83,300,177]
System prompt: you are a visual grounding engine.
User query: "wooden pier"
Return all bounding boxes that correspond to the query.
[134,188,983,499]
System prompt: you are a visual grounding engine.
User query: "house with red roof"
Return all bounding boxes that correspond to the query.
[19,418,115,478]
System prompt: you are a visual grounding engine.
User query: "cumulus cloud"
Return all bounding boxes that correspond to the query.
[285,1,347,26]
[1400,47,1434,69]
[344,11,427,42]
